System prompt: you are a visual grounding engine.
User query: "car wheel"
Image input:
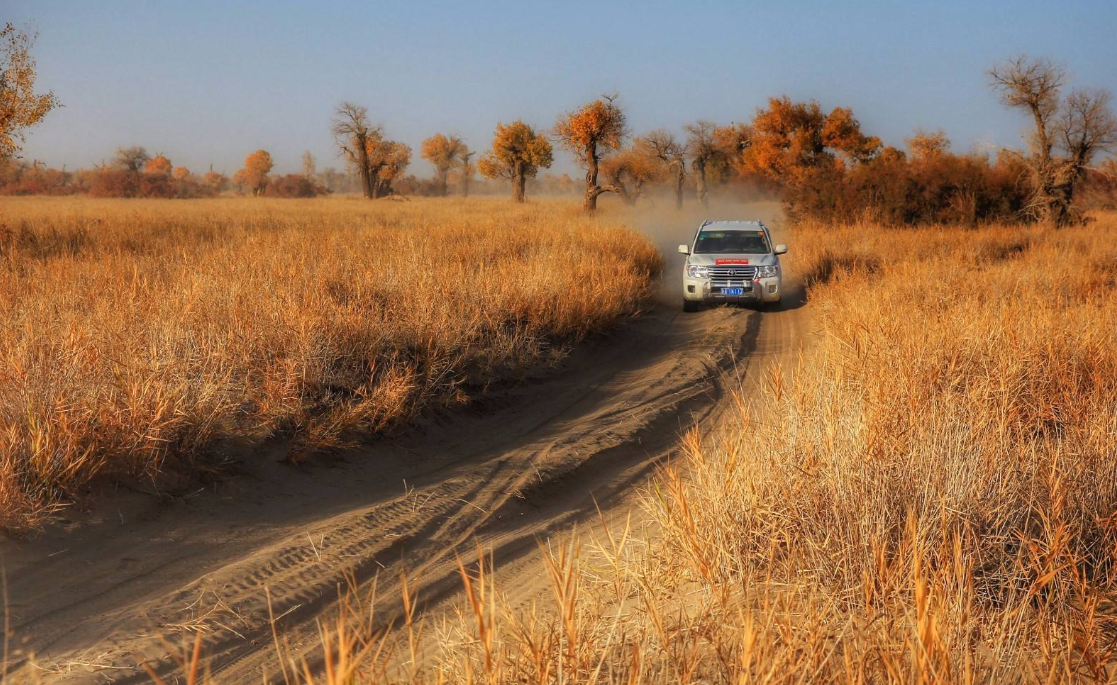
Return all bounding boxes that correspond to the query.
[683,299,699,313]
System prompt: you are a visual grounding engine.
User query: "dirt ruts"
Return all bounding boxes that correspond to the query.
[3,263,809,685]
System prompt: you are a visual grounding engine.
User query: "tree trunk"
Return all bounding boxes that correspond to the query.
[584,144,600,213]
[1049,179,1075,227]
[614,178,635,206]
[357,140,374,199]
[363,168,374,198]
[672,161,685,209]
[1047,159,1087,227]
[1026,162,1072,227]
[605,169,633,206]
[693,158,708,208]
[512,164,526,203]
[584,186,609,213]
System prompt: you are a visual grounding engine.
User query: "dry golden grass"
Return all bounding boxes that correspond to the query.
[273,213,1117,684]
[0,196,662,530]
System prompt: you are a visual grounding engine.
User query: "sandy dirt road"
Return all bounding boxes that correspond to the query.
[2,213,810,684]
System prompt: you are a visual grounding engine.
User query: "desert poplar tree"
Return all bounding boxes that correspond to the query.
[0,23,60,159]
[636,130,686,209]
[115,146,150,172]
[371,139,411,197]
[421,133,468,196]
[990,55,1117,225]
[144,154,172,176]
[712,122,753,178]
[743,97,881,185]
[554,96,626,213]
[458,150,475,197]
[477,120,554,203]
[302,150,316,181]
[332,102,379,199]
[237,149,273,196]
[906,129,951,161]
[600,147,662,206]
[685,121,733,208]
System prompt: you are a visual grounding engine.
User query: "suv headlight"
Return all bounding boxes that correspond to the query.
[686,264,709,278]
[755,265,779,278]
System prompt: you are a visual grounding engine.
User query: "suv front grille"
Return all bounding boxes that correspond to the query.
[708,265,757,284]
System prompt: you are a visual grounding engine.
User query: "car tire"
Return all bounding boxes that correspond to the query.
[683,299,700,313]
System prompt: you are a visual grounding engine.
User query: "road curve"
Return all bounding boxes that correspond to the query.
[3,277,810,684]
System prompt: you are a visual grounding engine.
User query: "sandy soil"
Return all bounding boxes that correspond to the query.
[2,209,811,684]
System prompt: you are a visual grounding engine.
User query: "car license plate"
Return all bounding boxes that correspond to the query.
[722,287,744,296]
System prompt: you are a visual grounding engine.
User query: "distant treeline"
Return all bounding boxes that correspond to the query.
[4,57,1115,225]
[0,150,585,199]
[5,130,1113,226]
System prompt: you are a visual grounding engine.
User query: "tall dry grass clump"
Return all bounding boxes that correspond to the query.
[629,215,1117,682]
[285,214,1117,684]
[0,197,662,530]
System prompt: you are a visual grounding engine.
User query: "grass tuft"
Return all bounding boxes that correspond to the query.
[0,196,662,530]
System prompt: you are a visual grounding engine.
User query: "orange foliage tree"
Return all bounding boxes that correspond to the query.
[554,96,626,213]
[712,123,753,178]
[736,97,881,221]
[144,154,172,176]
[371,138,411,197]
[907,129,951,161]
[332,102,410,198]
[420,133,468,196]
[172,166,191,181]
[237,149,273,196]
[600,147,662,206]
[0,23,60,158]
[203,170,228,194]
[476,120,553,203]
[743,97,880,185]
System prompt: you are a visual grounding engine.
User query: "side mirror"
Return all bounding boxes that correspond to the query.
[677,244,690,255]
[774,244,788,255]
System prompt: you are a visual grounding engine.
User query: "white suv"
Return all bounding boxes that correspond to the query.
[678,220,787,312]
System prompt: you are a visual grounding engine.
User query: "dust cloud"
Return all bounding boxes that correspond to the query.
[616,196,786,306]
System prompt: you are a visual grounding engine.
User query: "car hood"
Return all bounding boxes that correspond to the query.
[686,253,779,267]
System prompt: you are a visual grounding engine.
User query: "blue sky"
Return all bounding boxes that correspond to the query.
[6,0,1116,175]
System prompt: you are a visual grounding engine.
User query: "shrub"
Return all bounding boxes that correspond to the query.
[138,170,176,198]
[89,168,141,198]
[783,149,1031,225]
[0,164,75,195]
[263,174,327,198]
[88,168,216,199]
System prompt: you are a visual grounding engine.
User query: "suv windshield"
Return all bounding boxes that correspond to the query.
[693,229,770,254]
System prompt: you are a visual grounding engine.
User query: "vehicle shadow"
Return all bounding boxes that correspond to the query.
[767,282,809,312]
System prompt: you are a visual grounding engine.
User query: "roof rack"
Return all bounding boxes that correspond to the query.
[699,219,766,227]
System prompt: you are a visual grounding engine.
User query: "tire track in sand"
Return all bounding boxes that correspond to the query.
[4,246,810,685]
